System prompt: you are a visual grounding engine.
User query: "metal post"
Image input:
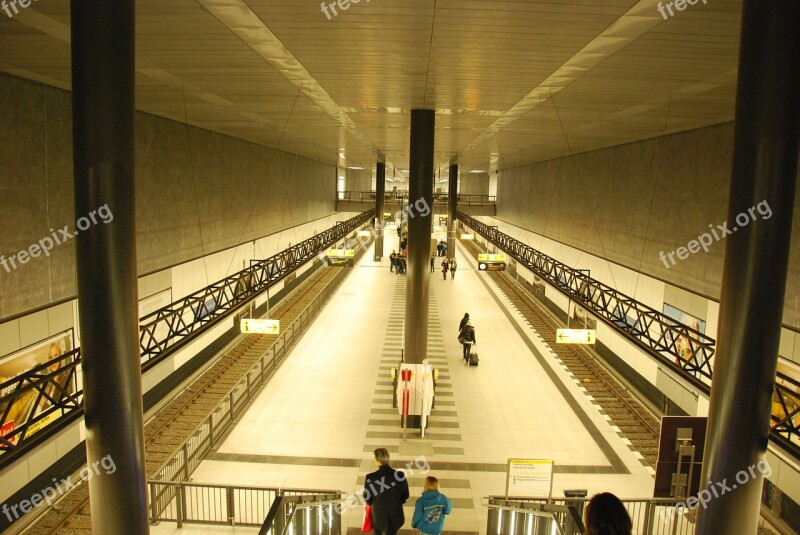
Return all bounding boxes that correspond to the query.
[404,109,435,365]
[375,162,386,260]
[696,1,800,533]
[70,0,148,532]
[447,163,458,261]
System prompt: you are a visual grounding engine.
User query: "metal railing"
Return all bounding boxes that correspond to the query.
[338,190,496,206]
[147,480,342,530]
[460,214,800,459]
[148,256,362,508]
[0,211,374,465]
[487,496,696,535]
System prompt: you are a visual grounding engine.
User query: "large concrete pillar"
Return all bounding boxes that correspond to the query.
[71,0,149,532]
[696,1,800,533]
[404,110,435,365]
[71,0,149,533]
[375,162,386,260]
[447,164,458,261]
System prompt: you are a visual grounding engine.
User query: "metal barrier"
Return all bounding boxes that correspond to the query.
[259,493,344,535]
[486,496,696,535]
[0,211,373,465]
[147,480,342,530]
[459,214,800,459]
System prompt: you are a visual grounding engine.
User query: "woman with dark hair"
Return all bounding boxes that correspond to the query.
[584,492,632,535]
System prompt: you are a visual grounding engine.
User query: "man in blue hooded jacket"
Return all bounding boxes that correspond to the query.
[411,476,452,535]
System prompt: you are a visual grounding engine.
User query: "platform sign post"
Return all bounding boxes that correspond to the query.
[555,329,596,344]
[240,318,280,334]
[505,459,554,501]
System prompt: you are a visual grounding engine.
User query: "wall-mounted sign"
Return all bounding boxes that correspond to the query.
[241,318,280,334]
[358,230,371,237]
[478,253,506,262]
[326,249,355,257]
[460,233,474,240]
[556,328,596,344]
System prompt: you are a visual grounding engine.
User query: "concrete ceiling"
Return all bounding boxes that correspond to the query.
[0,0,742,181]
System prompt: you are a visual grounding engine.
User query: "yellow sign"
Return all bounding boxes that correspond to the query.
[358,230,371,237]
[326,249,356,257]
[478,253,506,262]
[556,328,596,344]
[241,318,280,334]
[384,212,392,217]
[460,233,474,240]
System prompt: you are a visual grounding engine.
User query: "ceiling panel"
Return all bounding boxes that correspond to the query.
[0,0,744,179]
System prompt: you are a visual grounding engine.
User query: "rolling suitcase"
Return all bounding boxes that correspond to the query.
[469,352,479,367]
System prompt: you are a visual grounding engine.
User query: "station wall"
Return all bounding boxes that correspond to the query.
[495,121,800,329]
[0,72,337,321]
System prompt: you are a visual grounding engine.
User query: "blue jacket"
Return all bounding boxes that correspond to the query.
[411,490,452,535]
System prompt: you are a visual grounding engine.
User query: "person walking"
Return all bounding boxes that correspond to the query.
[458,313,470,332]
[430,252,435,273]
[411,476,452,535]
[441,258,449,280]
[458,318,476,364]
[363,448,409,535]
[449,257,457,279]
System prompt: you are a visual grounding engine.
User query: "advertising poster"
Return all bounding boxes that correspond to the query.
[0,331,75,453]
[663,304,706,367]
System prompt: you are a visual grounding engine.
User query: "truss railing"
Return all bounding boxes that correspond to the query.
[459,212,715,392]
[138,209,374,363]
[0,210,374,465]
[459,212,800,459]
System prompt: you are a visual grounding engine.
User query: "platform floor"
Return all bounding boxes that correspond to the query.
[152,240,655,534]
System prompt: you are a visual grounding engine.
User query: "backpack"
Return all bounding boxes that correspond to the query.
[462,325,475,342]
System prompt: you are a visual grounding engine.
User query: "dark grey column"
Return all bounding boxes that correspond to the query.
[404,110,435,365]
[375,162,386,260]
[447,164,458,260]
[71,0,149,532]
[696,1,800,533]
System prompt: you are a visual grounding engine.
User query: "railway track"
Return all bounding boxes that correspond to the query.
[463,240,661,467]
[24,266,344,535]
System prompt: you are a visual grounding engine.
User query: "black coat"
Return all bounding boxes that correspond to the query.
[364,464,410,533]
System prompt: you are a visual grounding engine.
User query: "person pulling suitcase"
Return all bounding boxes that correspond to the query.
[458,318,477,365]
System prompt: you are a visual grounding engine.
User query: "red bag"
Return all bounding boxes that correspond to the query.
[361,504,372,533]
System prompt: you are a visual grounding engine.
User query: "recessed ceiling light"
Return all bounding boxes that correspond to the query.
[347,166,364,170]
[470,169,486,174]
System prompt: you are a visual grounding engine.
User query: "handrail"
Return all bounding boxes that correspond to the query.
[484,501,568,535]
[0,211,374,465]
[460,214,800,459]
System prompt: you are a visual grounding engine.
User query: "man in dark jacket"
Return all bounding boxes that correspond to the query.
[364,448,409,535]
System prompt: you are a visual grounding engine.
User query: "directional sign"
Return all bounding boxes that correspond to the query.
[326,249,355,257]
[478,253,506,262]
[460,233,475,240]
[556,328,596,344]
[241,318,280,334]
[358,230,371,237]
